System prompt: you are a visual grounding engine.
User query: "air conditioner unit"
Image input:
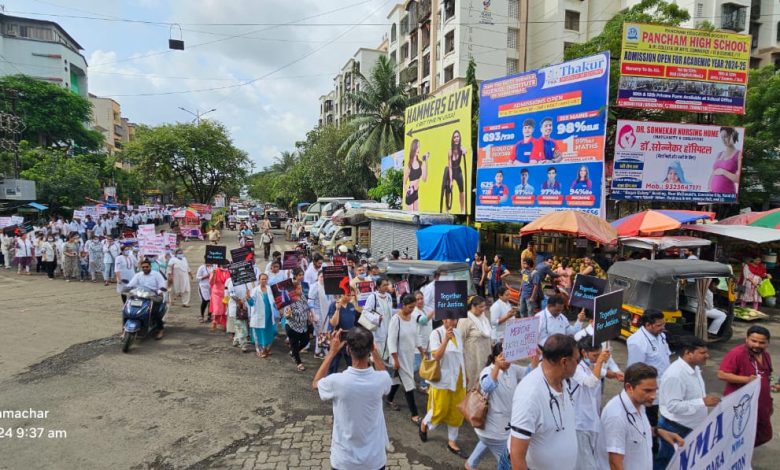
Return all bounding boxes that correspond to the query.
[6,24,19,36]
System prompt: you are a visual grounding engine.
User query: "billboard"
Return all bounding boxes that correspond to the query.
[618,23,750,114]
[476,52,610,222]
[611,120,744,203]
[402,85,472,214]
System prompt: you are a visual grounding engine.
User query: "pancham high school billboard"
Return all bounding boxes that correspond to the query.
[611,120,744,203]
[476,53,609,222]
[618,23,750,114]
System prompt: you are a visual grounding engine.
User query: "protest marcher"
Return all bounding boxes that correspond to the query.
[656,336,720,470]
[490,286,515,344]
[465,343,537,470]
[40,235,56,279]
[225,275,252,352]
[1,232,14,269]
[717,325,775,446]
[601,363,685,470]
[196,261,214,323]
[84,234,103,282]
[308,270,332,358]
[414,290,434,392]
[312,327,392,470]
[362,277,394,366]
[14,232,34,275]
[62,233,81,281]
[283,282,313,371]
[536,294,585,348]
[168,248,192,307]
[33,233,44,274]
[327,294,357,374]
[626,309,671,431]
[304,254,323,287]
[114,245,136,304]
[260,229,273,260]
[102,236,119,286]
[458,295,492,388]
[209,262,231,331]
[419,310,467,458]
[499,334,580,470]
[386,294,422,422]
[249,273,278,358]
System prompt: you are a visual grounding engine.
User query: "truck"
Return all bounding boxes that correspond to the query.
[319,201,387,254]
[305,197,354,218]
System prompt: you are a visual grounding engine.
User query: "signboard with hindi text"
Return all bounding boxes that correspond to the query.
[503,317,539,362]
[618,23,749,114]
[593,290,623,345]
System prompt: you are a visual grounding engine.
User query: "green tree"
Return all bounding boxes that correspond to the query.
[122,121,251,204]
[0,75,103,150]
[339,55,424,169]
[368,168,403,208]
[20,148,101,212]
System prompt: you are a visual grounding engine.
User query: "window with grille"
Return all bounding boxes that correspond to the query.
[401,42,409,60]
[444,65,454,83]
[445,31,455,54]
[19,25,55,41]
[507,58,519,75]
[507,28,518,49]
[696,2,703,17]
[564,10,580,32]
[721,3,747,31]
[509,0,520,19]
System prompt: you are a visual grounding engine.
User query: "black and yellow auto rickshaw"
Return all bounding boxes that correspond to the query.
[607,260,735,343]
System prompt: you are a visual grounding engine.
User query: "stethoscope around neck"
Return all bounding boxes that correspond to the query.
[618,393,647,444]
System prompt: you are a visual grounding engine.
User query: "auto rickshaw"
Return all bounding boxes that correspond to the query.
[607,260,735,344]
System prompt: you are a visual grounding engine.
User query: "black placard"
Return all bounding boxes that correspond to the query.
[228,260,256,286]
[271,278,299,309]
[323,265,350,296]
[205,245,227,264]
[282,250,299,270]
[434,280,468,320]
[569,274,608,310]
[593,290,624,345]
[230,246,253,263]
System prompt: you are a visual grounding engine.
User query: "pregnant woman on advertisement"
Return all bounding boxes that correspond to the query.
[709,127,741,194]
[404,139,429,210]
[441,130,468,213]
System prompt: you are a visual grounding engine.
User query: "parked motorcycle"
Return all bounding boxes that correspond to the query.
[120,286,168,353]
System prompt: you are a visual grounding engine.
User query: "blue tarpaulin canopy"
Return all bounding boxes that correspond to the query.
[416,224,479,262]
[27,202,48,211]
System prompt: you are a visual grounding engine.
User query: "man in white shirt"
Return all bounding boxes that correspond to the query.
[536,294,585,348]
[304,254,323,288]
[490,286,516,344]
[601,363,684,470]
[625,309,671,432]
[685,278,728,336]
[499,334,580,470]
[655,336,720,469]
[312,327,392,470]
[126,259,168,339]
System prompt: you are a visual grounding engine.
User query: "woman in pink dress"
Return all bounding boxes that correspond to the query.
[709,127,741,193]
[209,262,231,331]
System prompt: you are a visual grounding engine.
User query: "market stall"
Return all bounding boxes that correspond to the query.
[611,209,714,237]
[619,235,711,259]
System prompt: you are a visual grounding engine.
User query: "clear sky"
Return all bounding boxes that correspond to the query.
[1,0,392,170]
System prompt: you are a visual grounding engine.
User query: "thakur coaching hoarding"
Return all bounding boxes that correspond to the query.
[618,23,750,114]
[475,52,609,222]
[611,120,744,203]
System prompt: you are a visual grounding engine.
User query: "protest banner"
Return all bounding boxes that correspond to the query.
[323,265,350,296]
[395,280,409,305]
[569,274,608,310]
[136,224,155,240]
[82,206,99,218]
[139,235,165,257]
[180,225,203,240]
[163,232,178,249]
[0,217,12,229]
[668,378,759,470]
[356,281,375,307]
[230,246,254,263]
[434,280,468,320]
[228,260,256,286]
[271,278,299,309]
[282,251,299,270]
[503,317,539,362]
[73,210,86,220]
[138,205,148,212]
[97,206,108,215]
[593,290,623,345]
[618,23,750,114]
[403,85,472,214]
[476,53,609,222]
[611,120,744,203]
[205,245,227,265]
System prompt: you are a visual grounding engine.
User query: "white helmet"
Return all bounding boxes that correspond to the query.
[337,244,349,254]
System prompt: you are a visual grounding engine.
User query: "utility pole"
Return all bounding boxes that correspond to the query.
[178,107,216,125]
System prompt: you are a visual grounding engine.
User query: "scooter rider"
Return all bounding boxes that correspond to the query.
[126,259,168,339]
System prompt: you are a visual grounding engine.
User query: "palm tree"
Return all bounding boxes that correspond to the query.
[269,150,298,173]
[339,55,424,170]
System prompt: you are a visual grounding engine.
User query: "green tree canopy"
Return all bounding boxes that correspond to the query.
[122,121,251,204]
[20,148,101,212]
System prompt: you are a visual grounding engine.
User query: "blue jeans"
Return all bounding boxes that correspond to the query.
[654,416,692,470]
[413,352,426,388]
[467,436,506,468]
[497,449,512,470]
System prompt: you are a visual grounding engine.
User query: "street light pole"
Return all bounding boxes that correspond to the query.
[178,107,217,125]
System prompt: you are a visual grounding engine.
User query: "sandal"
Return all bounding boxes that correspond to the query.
[384,399,400,411]
[418,422,428,442]
[296,364,306,372]
[410,416,421,425]
[447,443,466,458]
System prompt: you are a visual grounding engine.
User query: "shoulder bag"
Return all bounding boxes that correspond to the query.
[418,330,442,382]
[457,379,490,429]
[357,293,381,332]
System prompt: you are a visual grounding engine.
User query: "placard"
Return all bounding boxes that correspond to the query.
[593,290,623,345]
[230,246,254,263]
[271,278,299,309]
[163,232,178,249]
[395,279,410,304]
[180,225,203,240]
[569,274,608,310]
[503,317,540,362]
[228,260,256,286]
[136,224,155,240]
[282,250,300,270]
[668,378,759,470]
[138,235,165,257]
[0,217,12,229]
[356,281,375,307]
[82,206,99,217]
[434,280,468,320]
[323,265,350,296]
[205,245,227,265]
[72,210,86,220]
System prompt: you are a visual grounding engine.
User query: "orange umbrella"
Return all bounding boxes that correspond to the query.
[520,211,617,245]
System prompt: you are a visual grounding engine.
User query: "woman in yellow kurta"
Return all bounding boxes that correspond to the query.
[419,310,467,457]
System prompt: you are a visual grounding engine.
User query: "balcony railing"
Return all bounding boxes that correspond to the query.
[419,0,432,21]
[400,64,418,84]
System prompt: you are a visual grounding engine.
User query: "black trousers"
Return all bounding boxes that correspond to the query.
[285,325,308,365]
[387,383,419,416]
[200,299,210,318]
[44,260,55,278]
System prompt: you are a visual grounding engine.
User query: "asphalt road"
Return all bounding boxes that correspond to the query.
[0,230,778,469]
